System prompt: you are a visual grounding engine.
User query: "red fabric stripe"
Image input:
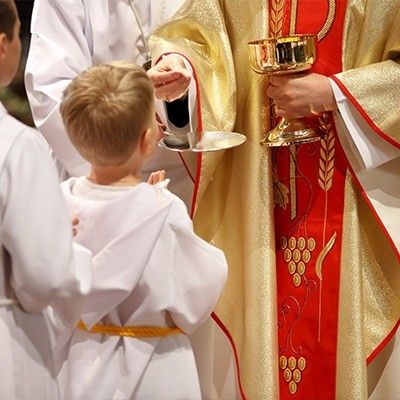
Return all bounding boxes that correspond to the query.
[367,319,400,365]
[178,153,195,183]
[211,312,248,400]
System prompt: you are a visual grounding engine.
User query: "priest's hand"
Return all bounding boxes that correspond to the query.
[267,73,337,119]
[148,54,191,102]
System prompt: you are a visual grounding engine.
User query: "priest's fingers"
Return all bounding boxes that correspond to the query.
[269,73,309,87]
[155,75,190,101]
[269,75,287,87]
[154,81,178,99]
[274,102,313,119]
[153,54,189,75]
[266,84,280,98]
[148,69,182,87]
[268,76,279,87]
[275,106,304,119]
[165,84,190,103]
[274,105,286,118]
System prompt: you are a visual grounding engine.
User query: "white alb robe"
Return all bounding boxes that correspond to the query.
[25,0,194,205]
[0,102,92,399]
[54,177,228,399]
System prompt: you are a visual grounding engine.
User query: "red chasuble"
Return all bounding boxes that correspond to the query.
[270,0,350,398]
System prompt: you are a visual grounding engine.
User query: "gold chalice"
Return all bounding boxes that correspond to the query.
[248,34,320,146]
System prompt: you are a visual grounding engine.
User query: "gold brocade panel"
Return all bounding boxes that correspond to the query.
[338,0,400,143]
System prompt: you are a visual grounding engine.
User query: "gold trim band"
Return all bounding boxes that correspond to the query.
[290,0,298,35]
[289,0,336,41]
[318,0,336,41]
[77,321,183,338]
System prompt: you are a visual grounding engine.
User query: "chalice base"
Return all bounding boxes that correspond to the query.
[261,118,321,147]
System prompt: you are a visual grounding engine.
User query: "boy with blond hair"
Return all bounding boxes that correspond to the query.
[55,62,228,400]
[0,1,92,398]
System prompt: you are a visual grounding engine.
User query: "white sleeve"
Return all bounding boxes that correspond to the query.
[329,78,400,170]
[166,204,228,335]
[0,130,91,326]
[25,0,91,177]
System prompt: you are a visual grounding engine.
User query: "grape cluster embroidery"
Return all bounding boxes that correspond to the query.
[280,236,316,287]
[280,355,307,395]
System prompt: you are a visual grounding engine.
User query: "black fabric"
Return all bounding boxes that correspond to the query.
[165,96,190,128]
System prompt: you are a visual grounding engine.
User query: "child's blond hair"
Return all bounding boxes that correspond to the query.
[61,62,154,166]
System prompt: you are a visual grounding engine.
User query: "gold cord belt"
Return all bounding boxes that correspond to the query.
[77,321,183,338]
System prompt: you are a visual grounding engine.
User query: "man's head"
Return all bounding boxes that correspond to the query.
[61,62,156,167]
[0,0,21,87]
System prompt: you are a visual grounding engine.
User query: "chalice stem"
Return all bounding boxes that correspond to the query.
[261,117,289,144]
[262,117,317,146]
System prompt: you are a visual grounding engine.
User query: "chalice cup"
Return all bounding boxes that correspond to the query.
[248,34,320,146]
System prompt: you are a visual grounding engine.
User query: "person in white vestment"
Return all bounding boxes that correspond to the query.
[51,62,228,400]
[0,2,92,399]
[25,0,195,206]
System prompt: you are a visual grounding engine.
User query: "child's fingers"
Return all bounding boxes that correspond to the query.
[147,172,155,185]
[148,170,166,185]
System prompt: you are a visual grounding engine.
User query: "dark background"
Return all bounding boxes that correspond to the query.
[0,0,34,125]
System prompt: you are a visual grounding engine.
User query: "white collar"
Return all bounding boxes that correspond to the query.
[0,102,8,118]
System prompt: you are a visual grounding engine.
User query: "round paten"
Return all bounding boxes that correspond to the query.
[159,131,247,153]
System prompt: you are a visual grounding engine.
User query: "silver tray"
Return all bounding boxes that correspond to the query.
[158,131,247,153]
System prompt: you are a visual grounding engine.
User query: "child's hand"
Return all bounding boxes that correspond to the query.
[147,170,166,185]
[72,217,79,237]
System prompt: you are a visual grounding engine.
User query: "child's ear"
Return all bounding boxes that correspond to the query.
[0,33,7,60]
[139,128,154,157]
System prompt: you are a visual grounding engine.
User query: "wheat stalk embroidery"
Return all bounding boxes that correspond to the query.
[317,128,336,342]
[318,130,335,192]
[270,0,285,37]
